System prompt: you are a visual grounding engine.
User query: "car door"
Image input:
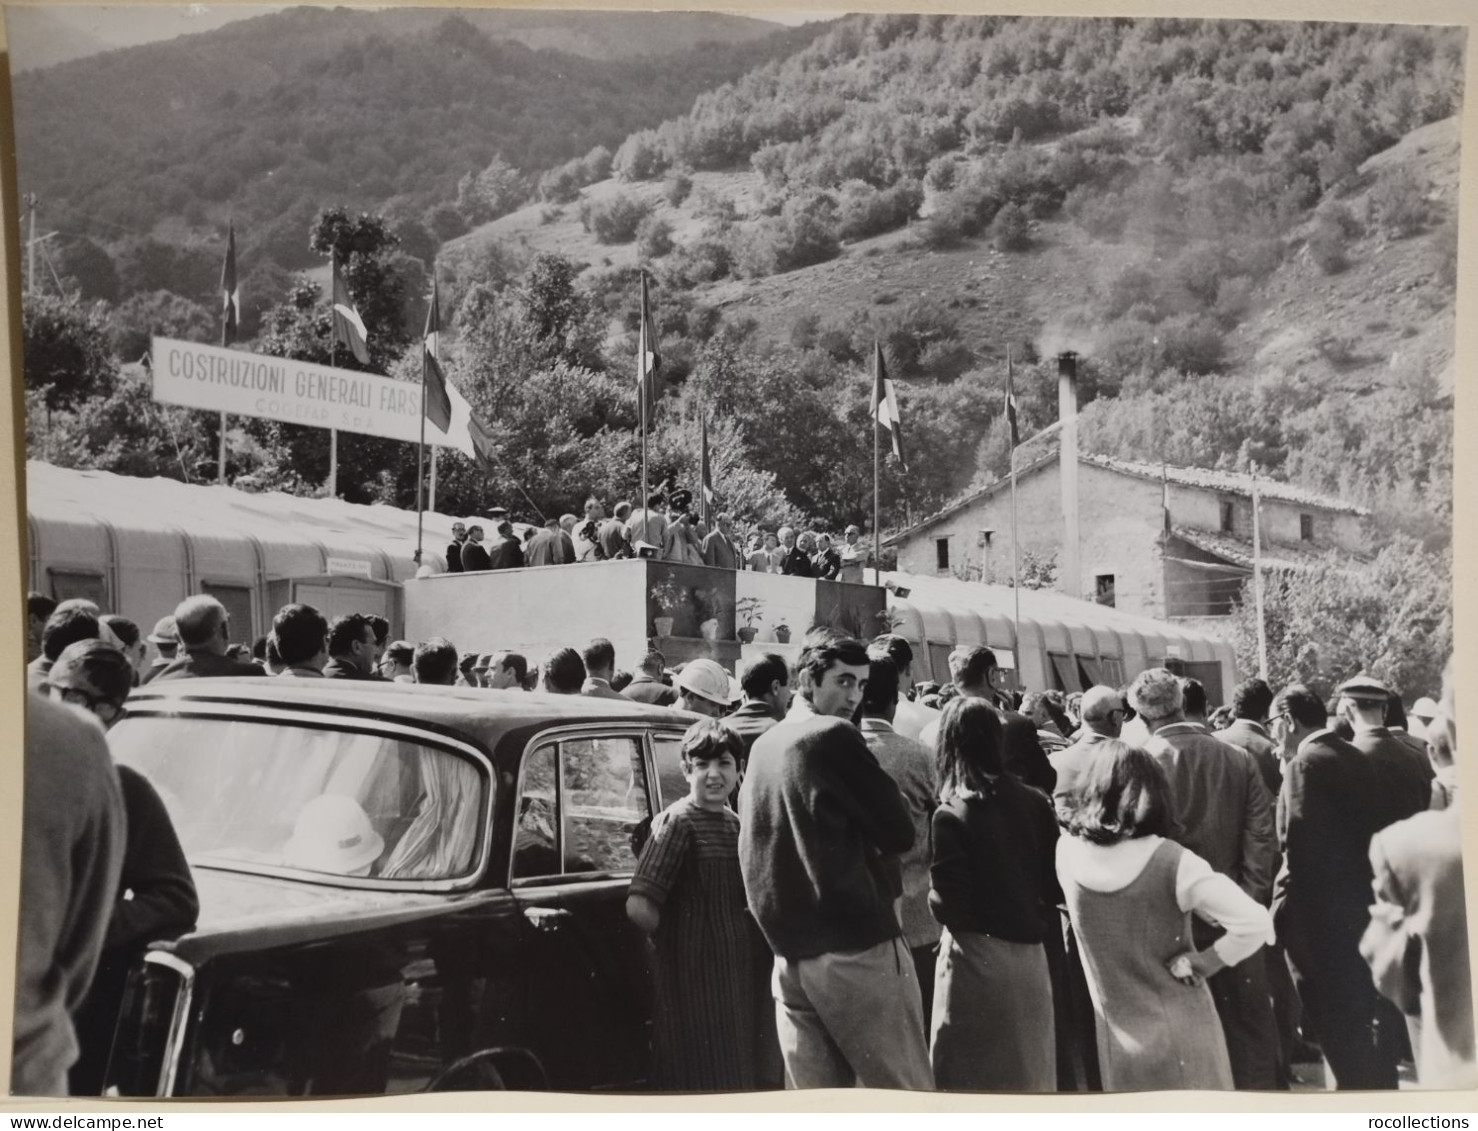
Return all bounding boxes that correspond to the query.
[507,727,657,1091]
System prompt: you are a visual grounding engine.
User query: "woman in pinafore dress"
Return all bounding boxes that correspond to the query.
[627,719,757,1091]
[1056,741,1274,1091]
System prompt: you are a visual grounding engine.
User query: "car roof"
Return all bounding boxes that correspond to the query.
[127,677,700,739]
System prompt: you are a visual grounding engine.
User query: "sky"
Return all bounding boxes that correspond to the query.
[3,3,839,71]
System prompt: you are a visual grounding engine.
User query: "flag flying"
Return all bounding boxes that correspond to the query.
[637,270,661,424]
[421,281,452,433]
[1005,350,1020,448]
[871,341,906,471]
[700,414,714,528]
[220,223,239,347]
[331,252,370,365]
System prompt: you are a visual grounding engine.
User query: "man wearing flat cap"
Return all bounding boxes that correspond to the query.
[139,615,179,685]
[1336,673,1433,815]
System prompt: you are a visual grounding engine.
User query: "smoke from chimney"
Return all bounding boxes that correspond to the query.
[1058,352,1079,601]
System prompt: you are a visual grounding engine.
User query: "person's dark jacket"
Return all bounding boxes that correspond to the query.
[322,656,377,680]
[622,675,678,706]
[445,540,464,573]
[725,700,784,762]
[929,774,1061,944]
[150,649,265,681]
[486,537,523,571]
[813,548,842,580]
[1349,726,1434,816]
[461,540,492,572]
[524,529,561,566]
[1001,708,1056,795]
[739,715,914,960]
[599,518,630,560]
[780,546,815,578]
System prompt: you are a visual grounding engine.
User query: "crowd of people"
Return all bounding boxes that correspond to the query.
[15,585,1470,1097]
[431,489,873,581]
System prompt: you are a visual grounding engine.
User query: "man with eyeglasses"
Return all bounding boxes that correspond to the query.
[1271,680,1421,1090]
[1048,684,1126,822]
[149,595,264,682]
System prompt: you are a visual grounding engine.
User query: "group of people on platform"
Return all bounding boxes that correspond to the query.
[17,586,1470,1096]
[433,488,872,581]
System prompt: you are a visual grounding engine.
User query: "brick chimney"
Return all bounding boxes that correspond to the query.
[1058,351,1079,600]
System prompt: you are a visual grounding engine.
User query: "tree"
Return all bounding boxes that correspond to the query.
[23,294,118,410]
[109,290,214,360]
[307,207,411,369]
[1225,537,1451,702]
[26,376,211,482]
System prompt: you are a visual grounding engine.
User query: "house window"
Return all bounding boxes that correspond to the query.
[1094,574,1116,607]
[1220,500,1234,533]
[1300,514,1314,542]
[935,538,950,572]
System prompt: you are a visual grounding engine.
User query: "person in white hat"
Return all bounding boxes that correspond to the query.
[1409,696,1441,745]
[283,795,384,877]
[673,659,737,719]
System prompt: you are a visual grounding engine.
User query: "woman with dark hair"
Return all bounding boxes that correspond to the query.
[1058,741,1273,1090]
[928,698,1061,1091]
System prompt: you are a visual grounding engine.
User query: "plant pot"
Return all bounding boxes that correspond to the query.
[699,618,719,642]
[774,626,791,644]
[654,616,675,638]
[737,626,758,644]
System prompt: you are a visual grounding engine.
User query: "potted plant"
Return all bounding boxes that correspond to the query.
[735,596,763,644]
[773,621,791,644]
[650,578,683,638]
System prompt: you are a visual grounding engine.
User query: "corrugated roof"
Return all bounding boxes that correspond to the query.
[885,448,1366,546]
[1169,527,1347,573]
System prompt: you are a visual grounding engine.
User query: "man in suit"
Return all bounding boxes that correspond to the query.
[777,526,814,578]
[460,525,493,571]
[919,645,1054,795]
[623,650,679,707]
[600,502,632,560]
[1360,660,1473,1089]
[524,519,565,567]
[579,638,628,701]
[702,512,740,570]
[1338,674,1434,810]
[151,596,265,681]
[1272,681,1417,1090]
[485,522,524,571]
[445,522,468,574]
[1133,669,1281,1090]
[1049,684,1125,820]
[726,652,791,761]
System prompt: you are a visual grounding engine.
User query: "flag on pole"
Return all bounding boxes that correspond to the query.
[220,223,239,347]
[421,281,452,433]
[699,414,715,528]
[1005,350,1020,449]
[638,270,661,420]
[871,341,906,471]
[466,409,498,475]
[331,252,370,365]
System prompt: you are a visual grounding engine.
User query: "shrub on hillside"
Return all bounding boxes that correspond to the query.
[1158,314,1228,375]
[539,163,584,204]
[925,154,962,193]
[731,198,841,279]
[664,173,694,208]
[922,180,1002,248]
[1308,201,1361,274]
[582,145,614,183]
[663,228,734,286]
[614,130,669,181]
[583,193,654,244]
[992,202,1031,251]
[636,215,675,259]
[1369,167,1430,239]
[692,186,740,222]
[836,179,923,242]
[1064,184,1130,240]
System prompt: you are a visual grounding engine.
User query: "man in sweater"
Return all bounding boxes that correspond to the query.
[739,631,932,1090]
[15,692,126,1095]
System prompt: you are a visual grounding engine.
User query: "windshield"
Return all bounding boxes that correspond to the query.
[111,713,489,885]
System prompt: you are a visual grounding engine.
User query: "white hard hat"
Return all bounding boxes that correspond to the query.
[283,794,384,876]
[1411,696,1440,722]
[674,658,738,706]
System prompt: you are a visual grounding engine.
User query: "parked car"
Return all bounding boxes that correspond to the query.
[94,678,697,1097]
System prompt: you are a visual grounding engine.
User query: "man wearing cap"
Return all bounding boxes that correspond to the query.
[1410,696,1441,746]
[1130,667,1280,1090]
[1337,674,1433,814]
[702,513,740,570]
[837,526,866,583]
[740,630,929,1090]
[673,659,735,718]
[1050,685,1126,820]
[1271,681,1419,1089]
[625,650,679,707]
[41,641,200,1095]
[445,522,468,574]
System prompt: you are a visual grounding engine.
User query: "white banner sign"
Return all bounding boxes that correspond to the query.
[150,336,466,450]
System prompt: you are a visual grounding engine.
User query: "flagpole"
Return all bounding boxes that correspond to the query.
[329,337,338,499]
[1009,345,1020,657]
[1252,461,1268,681]
[639,270,649,526]
[416,346,427,569]
[429,446,438,513]
[873,347,881,589]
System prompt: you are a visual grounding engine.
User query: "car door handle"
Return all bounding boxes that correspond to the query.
[522,906,571,930]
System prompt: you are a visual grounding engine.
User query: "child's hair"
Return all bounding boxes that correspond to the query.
[680,718,745,766]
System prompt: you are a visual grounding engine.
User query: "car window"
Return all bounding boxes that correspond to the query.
[650,733,688,810]
[512,734,652,881]
[111,714,488,885]
[563,737,648,875]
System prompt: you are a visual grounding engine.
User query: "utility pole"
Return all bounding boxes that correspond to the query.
[1251,462,1268,681]
[24,194,37,297]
